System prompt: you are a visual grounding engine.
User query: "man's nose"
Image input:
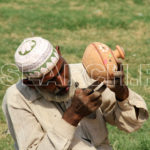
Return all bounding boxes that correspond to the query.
[56,75,69,88]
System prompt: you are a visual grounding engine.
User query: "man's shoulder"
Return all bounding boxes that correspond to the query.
[3,80,41,105]
[69,63,95,88]
[4,82,20,99]
[69,63,85,73]
[2,82,22,110]
[69,63,86,81]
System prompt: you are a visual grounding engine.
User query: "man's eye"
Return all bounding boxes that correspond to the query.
[43,79,56,85]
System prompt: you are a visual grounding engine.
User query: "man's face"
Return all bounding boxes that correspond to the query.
[34,50,70,96]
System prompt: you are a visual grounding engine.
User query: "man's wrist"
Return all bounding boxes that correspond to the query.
[63,107,83,126]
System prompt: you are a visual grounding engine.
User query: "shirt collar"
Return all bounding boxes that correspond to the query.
[16,80,42,101]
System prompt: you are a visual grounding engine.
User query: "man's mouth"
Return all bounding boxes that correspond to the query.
[55,86,70,95]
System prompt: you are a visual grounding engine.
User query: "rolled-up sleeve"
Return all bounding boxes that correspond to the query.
[101,88,149,133]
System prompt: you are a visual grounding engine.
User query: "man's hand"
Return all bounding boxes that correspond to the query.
[103,59,129,101]
[63,88,102,126]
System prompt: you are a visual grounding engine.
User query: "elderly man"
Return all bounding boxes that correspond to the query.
[2,37,148,150]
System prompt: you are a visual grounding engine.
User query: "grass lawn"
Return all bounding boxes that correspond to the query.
[0,0,150,149]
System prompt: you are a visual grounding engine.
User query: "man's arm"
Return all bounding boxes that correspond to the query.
[2,87,77,150]
[101,60,149,132]
[3,85,104,150]
[63,88,102,126]
[101,87,148,133]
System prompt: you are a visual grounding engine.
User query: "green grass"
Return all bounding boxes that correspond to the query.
[0,0,150,149]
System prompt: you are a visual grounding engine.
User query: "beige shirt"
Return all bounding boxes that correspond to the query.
[2,63,149,150]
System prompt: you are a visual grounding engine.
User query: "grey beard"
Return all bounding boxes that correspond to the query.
[34,80,76,103]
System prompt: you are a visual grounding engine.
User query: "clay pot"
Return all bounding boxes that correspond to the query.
[82,42,125,82]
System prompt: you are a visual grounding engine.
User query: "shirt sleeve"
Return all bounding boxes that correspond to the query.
[100,88,149,133]
[47,119,104,150]
[2,88,76,150]
[70,136,99,150]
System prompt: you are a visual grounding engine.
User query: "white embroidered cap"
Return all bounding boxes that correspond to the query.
[15,37,59,78]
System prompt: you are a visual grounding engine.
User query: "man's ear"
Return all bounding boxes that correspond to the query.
[56,46,61,56]
[22,79,35,89]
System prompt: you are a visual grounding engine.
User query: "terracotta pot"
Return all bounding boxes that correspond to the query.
[82,42,125,82]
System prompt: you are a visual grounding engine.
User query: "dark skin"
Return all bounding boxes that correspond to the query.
[24,46,129,126]
[39,56,70,95]
[103,59,129,101]
[63,59,129,126]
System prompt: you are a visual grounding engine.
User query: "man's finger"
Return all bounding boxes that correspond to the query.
[116,59,122,64]
[107,84,115,89]
[113,71,124,78]
[87,81,100,90]
[92,100,102,110]
[88,91,101,101]
[95,84,106,93]
[93,98,102,106]
[103,80,114,85]
[75,88,83,95]
[116,59,123,71]
[83,88,94,96]
[104,78,123,85]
